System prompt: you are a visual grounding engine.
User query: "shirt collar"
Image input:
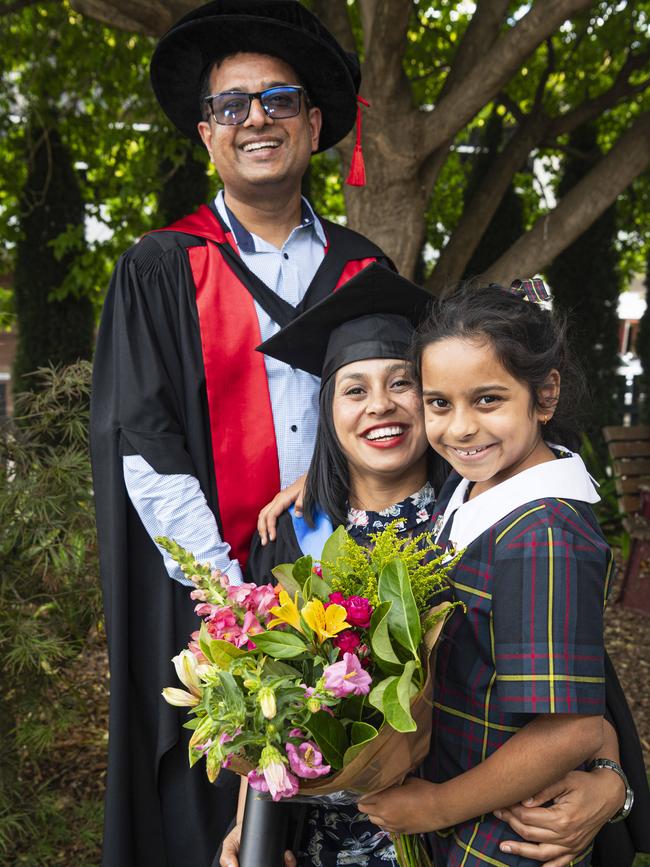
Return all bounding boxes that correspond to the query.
[214,190,326,253]
[435,445,600,552]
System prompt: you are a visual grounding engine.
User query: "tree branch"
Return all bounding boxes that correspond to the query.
[311,0,355,53]
[362,0,412,99]
[481,110,650,284]
[439,0,510,99]
[69,0,193,36]
[548,48,650,139]
[426,111,548,292]
[416,0,593,158]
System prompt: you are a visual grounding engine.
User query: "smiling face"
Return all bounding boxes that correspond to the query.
[421,337,559,497]
[331,358,429,506]
[197,53,321,200]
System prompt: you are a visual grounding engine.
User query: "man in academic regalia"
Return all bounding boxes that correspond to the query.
[89,3,390,866]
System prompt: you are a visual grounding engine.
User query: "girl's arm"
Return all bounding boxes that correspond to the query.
[358,712,603,835]
[494,719,626,867]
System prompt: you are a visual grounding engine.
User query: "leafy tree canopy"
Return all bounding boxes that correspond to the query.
[0,0,648,322]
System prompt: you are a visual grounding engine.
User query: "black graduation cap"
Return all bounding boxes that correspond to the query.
[150,0,360,150]
[258,263,433,384]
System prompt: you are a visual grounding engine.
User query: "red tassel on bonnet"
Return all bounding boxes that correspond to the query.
[346,96,370,187]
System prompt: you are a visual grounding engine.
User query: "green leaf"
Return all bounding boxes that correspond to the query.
[272,563,303,597]
[378,559,422,657]
[339,694,366,722]
[293,555,313,583]
[262,658,302,678]
[217,670,246,717]
[302,574,313,600]
[381,660,418,732]
[253,630,309,659]
[343,721,378,765]
[306,710,347,770]
[198,622,246,668]
[310,572,333,601]
[320,525,349,582]
[368,675,394,716]
[368,600,403,675]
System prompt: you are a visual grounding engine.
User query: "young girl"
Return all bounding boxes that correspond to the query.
[358,280,627,866]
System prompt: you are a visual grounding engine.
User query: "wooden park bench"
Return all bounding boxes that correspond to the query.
[602,424,650,613]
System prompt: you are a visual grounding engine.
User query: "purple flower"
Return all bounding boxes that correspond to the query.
[247,768,269,793]
[285,741,331,779]
[252,745,300,801]
[323,652,372,697]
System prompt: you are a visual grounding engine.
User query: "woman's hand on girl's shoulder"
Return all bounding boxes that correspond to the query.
[495,768,625,866]
[257,474,307,544]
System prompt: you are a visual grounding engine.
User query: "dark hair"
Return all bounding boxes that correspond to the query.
[412,282,586,452]
[302,374,450,528]
[302,376,350,528]
[198,55,312,121]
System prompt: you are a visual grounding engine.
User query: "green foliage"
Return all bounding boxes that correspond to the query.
[461,110,525,281]
[580,432,629,556]
[0,363,102,861]
[12,123,95,391]
[324,520,456,610]
[548,125,625,453]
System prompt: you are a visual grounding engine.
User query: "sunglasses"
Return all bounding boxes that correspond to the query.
[204,85,306,126]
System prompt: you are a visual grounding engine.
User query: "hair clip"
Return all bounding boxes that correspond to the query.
[509,278,551,304]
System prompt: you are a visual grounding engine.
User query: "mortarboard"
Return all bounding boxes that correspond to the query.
[258,263,433,384]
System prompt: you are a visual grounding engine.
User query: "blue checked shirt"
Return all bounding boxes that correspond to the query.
[123,191,325,585]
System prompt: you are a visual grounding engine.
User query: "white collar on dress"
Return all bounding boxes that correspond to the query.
[435,445,600,552]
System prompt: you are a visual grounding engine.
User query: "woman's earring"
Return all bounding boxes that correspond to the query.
[542,415,549,425]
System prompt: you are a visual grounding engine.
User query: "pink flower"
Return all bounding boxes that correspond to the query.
[328,592,346,607]
[248,584,278,619]
[194,602,220,619]
[190,588,208,601]
[333,629,361,654]
[238,610,264,649]
[252,745,300,801]
[188,631,208,663]
[312,564,323,577]
[323,652,372,697]
[285,741,331,779]
[226,582,256,606]
[343,596,373,628]
[212,568,230,588]
[357,644,372,670]
[247,769,269,793]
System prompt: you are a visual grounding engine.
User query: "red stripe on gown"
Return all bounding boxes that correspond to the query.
[160,205,378,569]
[189,242,280,571]
[334,257,378,289]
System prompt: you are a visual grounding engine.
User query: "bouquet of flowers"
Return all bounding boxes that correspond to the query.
[160,522,460,867]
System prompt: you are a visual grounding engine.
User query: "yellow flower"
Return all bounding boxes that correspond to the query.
[268,590,303,632]
[302,599,349,643]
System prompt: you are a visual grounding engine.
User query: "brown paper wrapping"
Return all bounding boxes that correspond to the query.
[227,604,450,797]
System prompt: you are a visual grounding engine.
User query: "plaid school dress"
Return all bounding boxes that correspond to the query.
[425,451,614,867]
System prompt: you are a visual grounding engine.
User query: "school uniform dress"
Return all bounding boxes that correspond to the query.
[248,483,436,867]
[425,449,612,866]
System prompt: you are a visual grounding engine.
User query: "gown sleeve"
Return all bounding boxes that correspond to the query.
[247,511,304,586]
[96,236,204,477]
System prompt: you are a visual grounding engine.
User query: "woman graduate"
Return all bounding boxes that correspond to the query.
[219,264,631,867]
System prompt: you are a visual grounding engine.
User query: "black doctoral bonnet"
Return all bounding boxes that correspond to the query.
[150,0,361,150]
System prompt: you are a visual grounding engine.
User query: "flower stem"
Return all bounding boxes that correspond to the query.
[391,833,433,867]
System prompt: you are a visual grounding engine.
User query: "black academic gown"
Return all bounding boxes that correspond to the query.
[90,210,388,867]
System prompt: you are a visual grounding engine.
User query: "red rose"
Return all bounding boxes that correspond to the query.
[344,596,373,629]
[333,629,361,654]
[328,592,346,607]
